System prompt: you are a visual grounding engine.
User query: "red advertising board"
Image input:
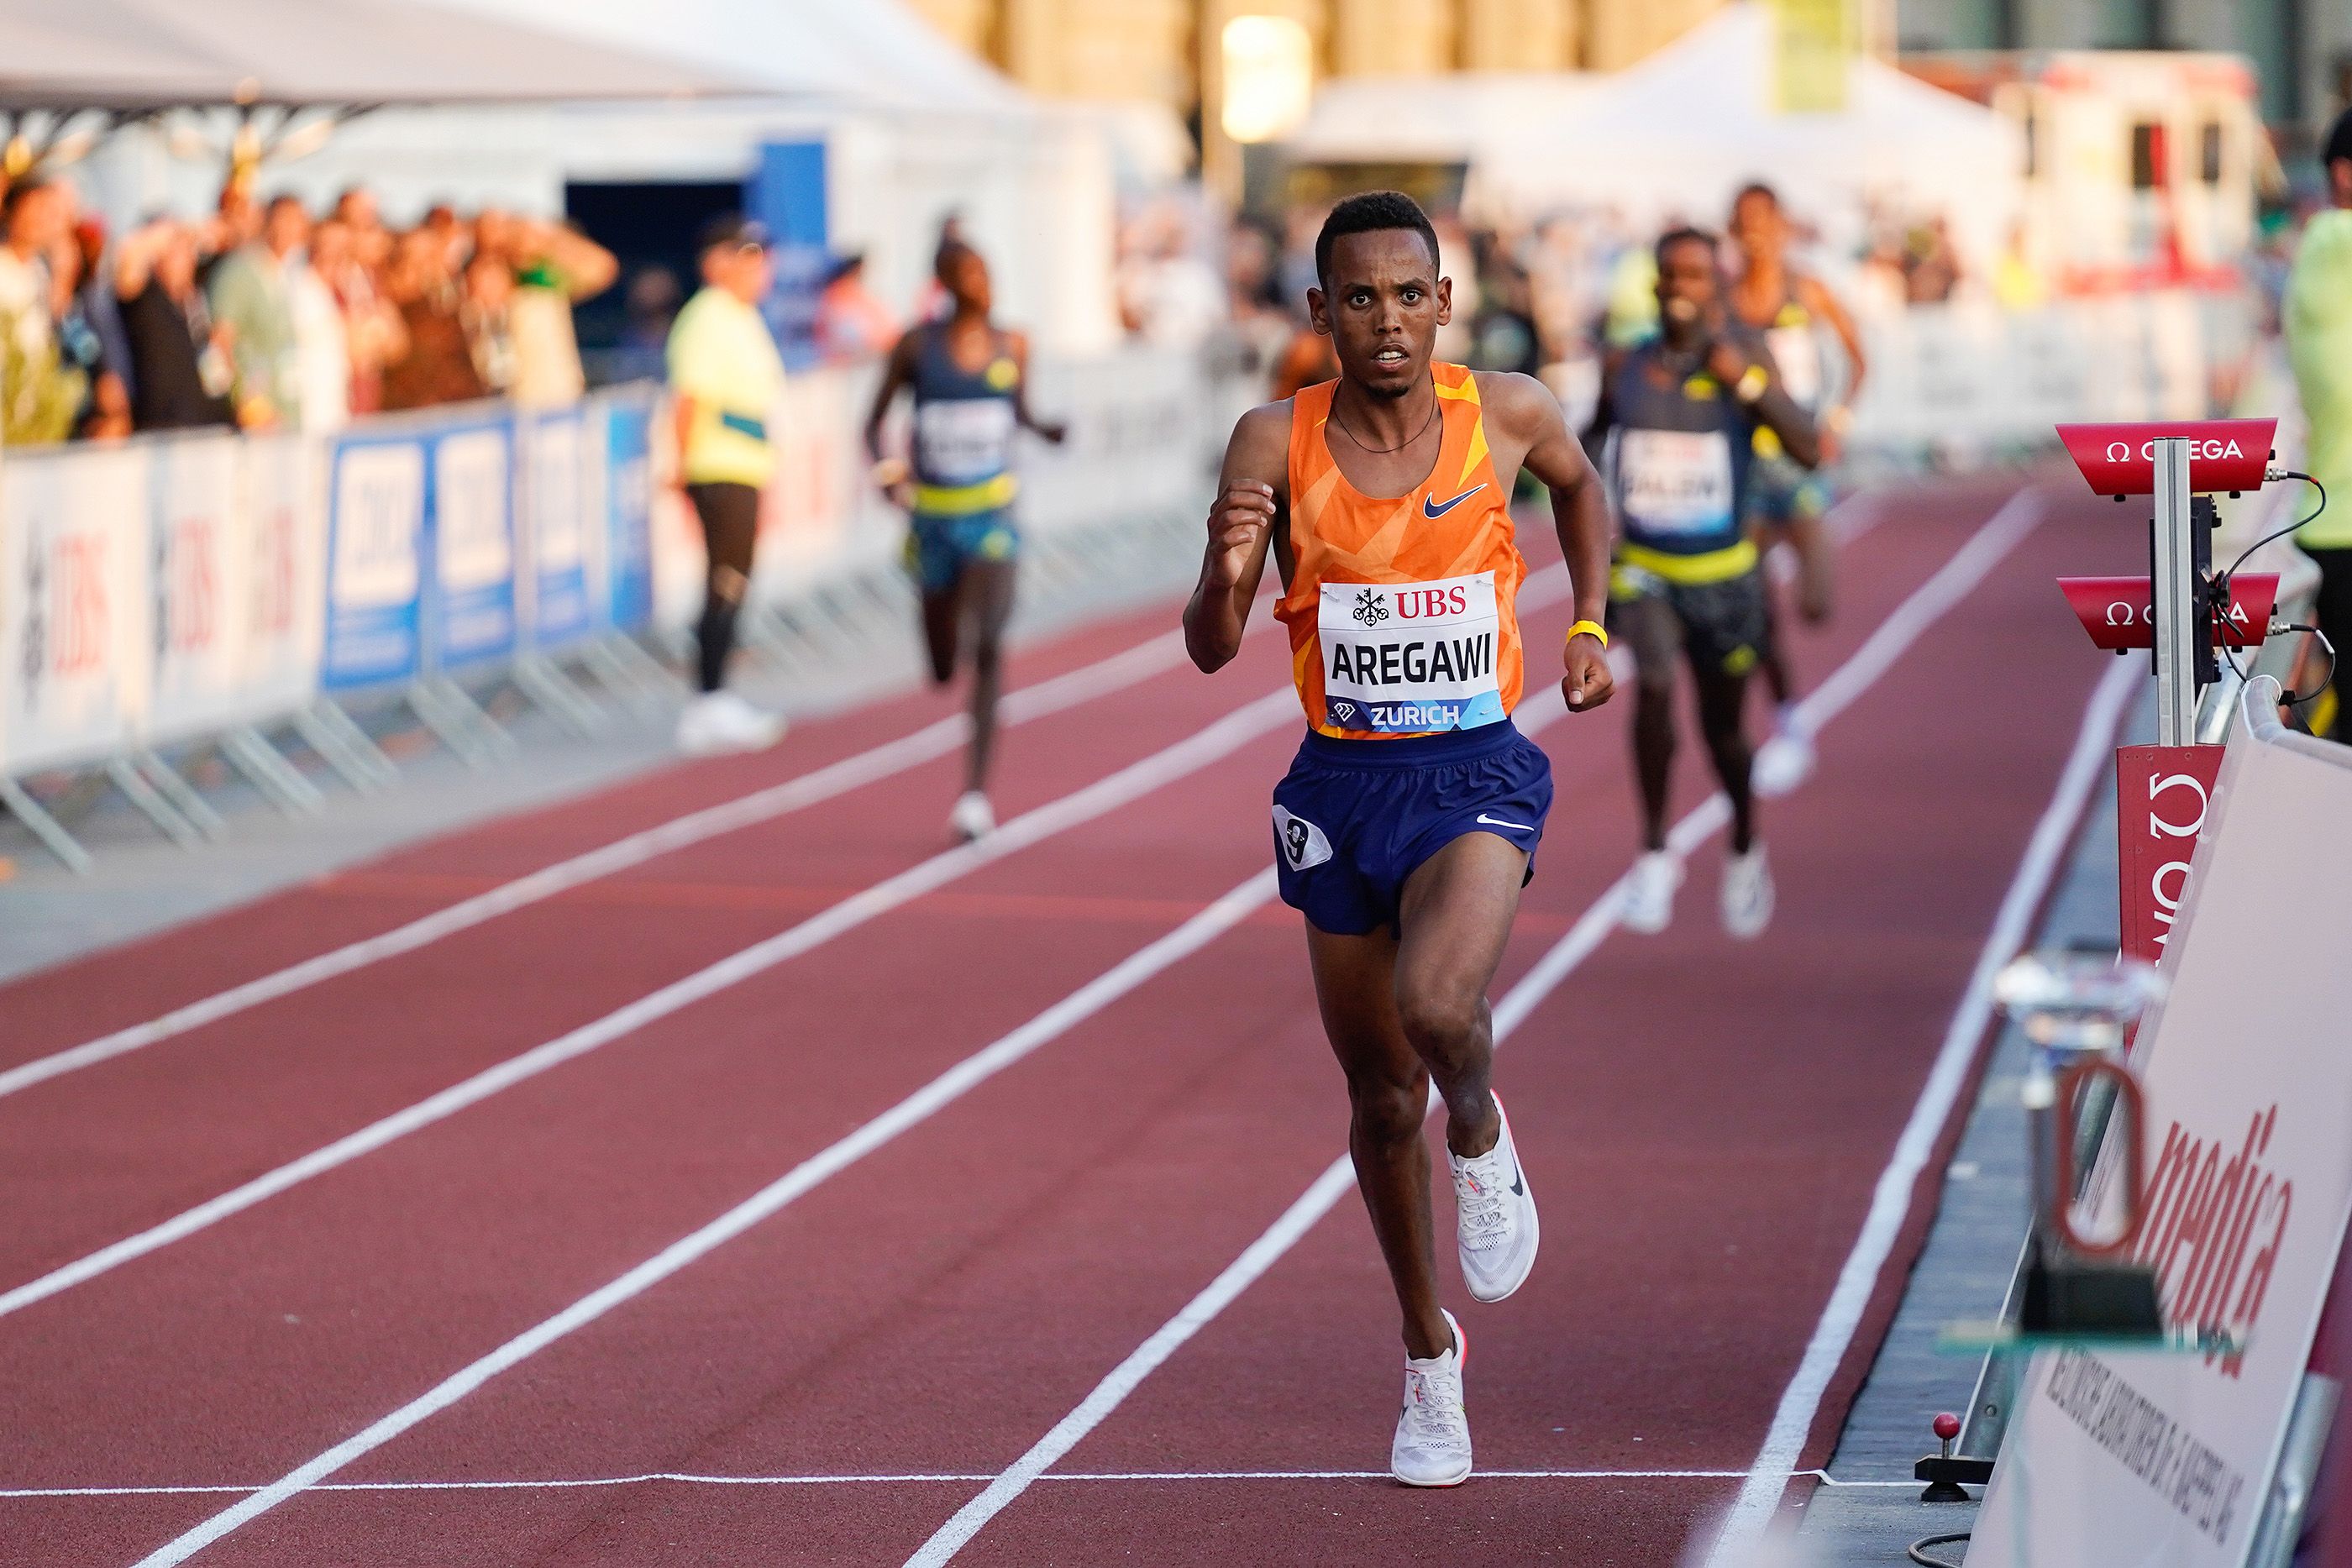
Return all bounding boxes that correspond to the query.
[2059,574,2279,651]
[2057,419,2276,497]
[2117,744,2227,965]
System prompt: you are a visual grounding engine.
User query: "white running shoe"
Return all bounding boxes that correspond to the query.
[675,690,785,757]
[1751,710,1816,799]
[1621,849,1682,935]
[1392,1309,1473,1488]
[1449,1093,1539,1303]
[1722,844,1776,940]
[948,789,995,842]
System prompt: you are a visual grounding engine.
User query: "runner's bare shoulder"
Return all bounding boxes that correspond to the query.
[1221,398,1294,494]
[1467,371,1566,455]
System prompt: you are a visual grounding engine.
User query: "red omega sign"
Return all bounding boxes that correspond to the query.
[2058,574,2279,652]
[2056,418,2277,497]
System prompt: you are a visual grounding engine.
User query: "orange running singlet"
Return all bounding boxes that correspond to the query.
[1277,363,1528,738]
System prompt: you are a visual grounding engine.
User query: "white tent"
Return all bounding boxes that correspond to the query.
[1286,72,1598,165]
[1467,5,2024,272]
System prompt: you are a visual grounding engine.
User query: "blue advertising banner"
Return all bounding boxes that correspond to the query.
[519,409,594,647]
[322,433,427,690]
[605,399,654,632]
[429,417,518,669]
[748,139,828,372]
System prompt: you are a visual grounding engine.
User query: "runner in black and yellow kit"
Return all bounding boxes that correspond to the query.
[1592,227,1819,940]
[865,239,1065,841]
[1185,191,1615,1488]
[1728,182,1866,796]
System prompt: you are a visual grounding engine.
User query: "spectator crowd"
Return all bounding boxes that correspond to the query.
[0,177,617,448]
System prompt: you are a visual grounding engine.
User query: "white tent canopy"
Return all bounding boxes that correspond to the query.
[430,0,1029,118]
[1286,72,1597,165]
[1467,4,2023,269]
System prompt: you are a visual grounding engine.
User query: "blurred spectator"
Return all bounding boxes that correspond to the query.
[462,249,517,395]
[311,213,404,416]
[610,266,683,384]
[1222,220,1292,382]
[114,218,235,432]
[1117,207,1221,348]
[0,180,80,445]
[208,194,308,429]
[815,253,897,366]
[291,218,352,433]
[2287,107,2352,737]
[202,185,261,290]
[507,218,617,407]
[1990,220,2047,312]
[59,217,132,440]
[1903,217,1962,305]
[381,227,484,410]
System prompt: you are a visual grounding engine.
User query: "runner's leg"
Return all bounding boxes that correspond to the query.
[1307,922,1449,1362]
[957,556,1017,794]
[1693,663,1756,853]
[919,583,959,686]
[1306,831,1523,1361]
[1623,594,1682,852]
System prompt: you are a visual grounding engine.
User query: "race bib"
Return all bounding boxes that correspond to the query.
[1614,427,1735,538]
[1318,571,1504,733]
[916,398,1016,485]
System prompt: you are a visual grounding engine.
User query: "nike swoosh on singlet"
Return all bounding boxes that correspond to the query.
[1421,484,1487,520]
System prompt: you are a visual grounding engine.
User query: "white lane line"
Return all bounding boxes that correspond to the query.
[105,677,1585,1566]
[906,485,2050,1566]
[1700,648,2140,1565]
[0,690,1314,1325]
[5,1467,1790,1498]
[0,616,1248,1103]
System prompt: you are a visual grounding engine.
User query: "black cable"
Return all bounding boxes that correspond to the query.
[2218,470,2327,588]
[2277,624,2338,707]
[2215,472,2328,687]
[1908,1531,1971,1567]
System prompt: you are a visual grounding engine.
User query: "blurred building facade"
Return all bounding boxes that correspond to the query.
[906,0,1732,104]
[1898,0,2349,154]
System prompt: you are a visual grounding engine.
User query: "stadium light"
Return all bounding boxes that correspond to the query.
[1221,14,1313,144]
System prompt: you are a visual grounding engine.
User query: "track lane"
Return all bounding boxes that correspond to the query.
[11,481,2054,1566]
[0,600,1218,1077]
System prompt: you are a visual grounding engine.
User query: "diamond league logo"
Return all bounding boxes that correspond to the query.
[1328,699,1357,723]
[1351,587,1388,627]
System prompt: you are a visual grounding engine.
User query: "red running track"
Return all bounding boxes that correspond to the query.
[0,474,2133,1567]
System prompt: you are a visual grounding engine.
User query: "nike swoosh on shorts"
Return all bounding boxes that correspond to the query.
[1476,813,1533,831]
[1422,484,1487,520]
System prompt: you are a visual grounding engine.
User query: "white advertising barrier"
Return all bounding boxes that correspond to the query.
[322,428,428,692]
[644,346,1222,637]
[1967,680,2352,1568]
[517,406,597,650]
[144,433,245,746]
[430,417,519,672]
[235,433,326,721]
[0,445,151,775]
[1851,290,2254,455]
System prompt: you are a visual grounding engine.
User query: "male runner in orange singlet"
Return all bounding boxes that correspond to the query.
[1184,191,1614,1487]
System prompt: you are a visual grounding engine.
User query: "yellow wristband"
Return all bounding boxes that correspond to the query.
[1566,619,1609,650]
[1734,364,1771,405]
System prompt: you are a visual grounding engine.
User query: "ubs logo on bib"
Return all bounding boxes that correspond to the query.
[1351,588,1388,627]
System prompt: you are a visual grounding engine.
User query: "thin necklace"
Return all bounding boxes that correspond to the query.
[1330,389,1440,454]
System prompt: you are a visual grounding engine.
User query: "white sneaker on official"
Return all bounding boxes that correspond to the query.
[1722,844,1776,940]
[1622,850,1682,935]
[1751,710,1816,799]
[1450,1093,1539,1303]
[1393,1309,1473,1487]
[675,690,785,757]
[948,789,995,842]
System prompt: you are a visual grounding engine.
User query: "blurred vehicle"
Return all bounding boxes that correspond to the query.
[1905,49,2274,294]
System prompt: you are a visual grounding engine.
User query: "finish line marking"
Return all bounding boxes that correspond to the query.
[3,1467,1830,1498]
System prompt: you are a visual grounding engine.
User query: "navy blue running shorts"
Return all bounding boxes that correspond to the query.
[1271,721,1553,937]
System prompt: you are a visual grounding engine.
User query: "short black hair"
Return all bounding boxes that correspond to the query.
[934,236,978,285]
[1315,191,1440,290]
[1656,225,1719,265]
[2,179,54,222]
[2327,107,2352,170]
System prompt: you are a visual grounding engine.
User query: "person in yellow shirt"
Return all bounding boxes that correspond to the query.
[2287,109,2352,737]
[667,214,789,755]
